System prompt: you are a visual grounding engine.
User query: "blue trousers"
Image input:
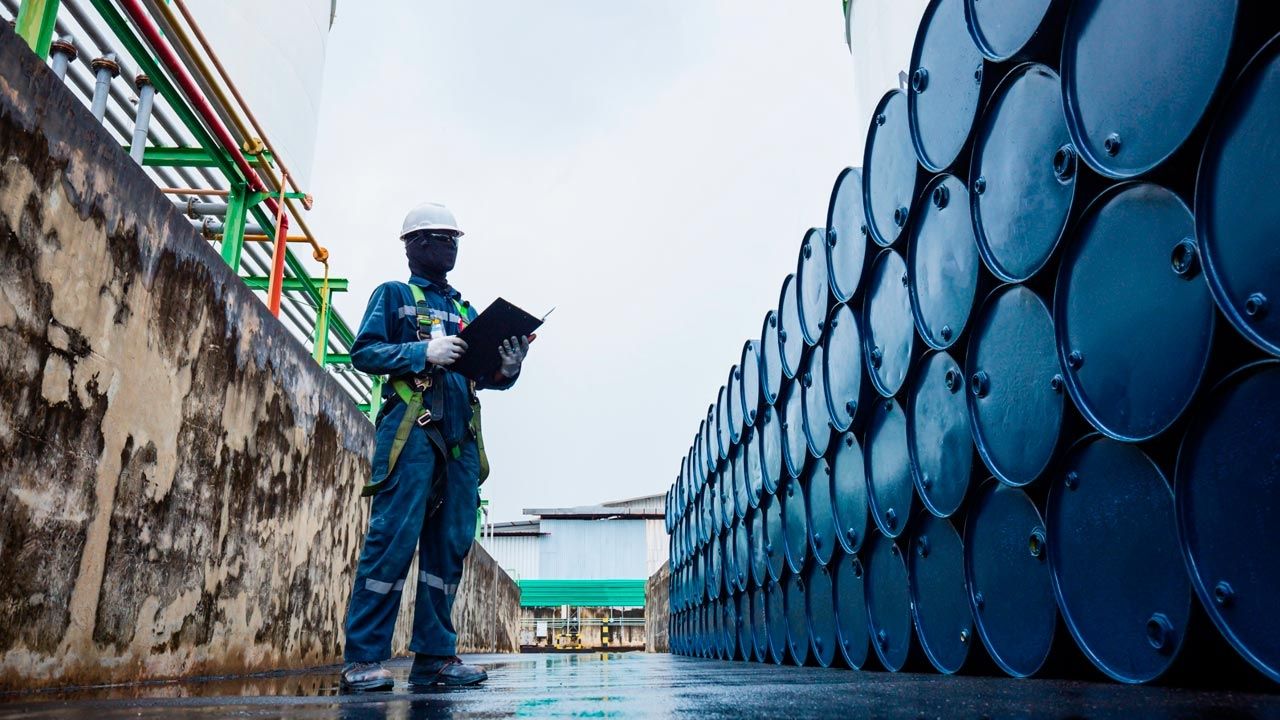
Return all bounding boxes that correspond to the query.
[343,412,480,662]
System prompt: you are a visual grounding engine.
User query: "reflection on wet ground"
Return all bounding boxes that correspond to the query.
[1,652,1277,719]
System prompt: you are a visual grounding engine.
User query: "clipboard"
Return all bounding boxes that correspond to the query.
[451,298,550,381]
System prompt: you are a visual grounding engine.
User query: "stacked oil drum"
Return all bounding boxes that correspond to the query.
[663,0,1280,686]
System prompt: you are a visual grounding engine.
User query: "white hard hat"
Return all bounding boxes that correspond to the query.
[400,202,463,239]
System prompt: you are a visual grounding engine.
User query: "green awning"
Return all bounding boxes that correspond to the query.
[518,579,647,608]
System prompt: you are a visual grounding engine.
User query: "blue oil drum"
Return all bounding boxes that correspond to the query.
[760,311,784,404]
[823,303,867,433]
[865,397,914,539]
[801,345,833,458]
[706,538,722,602]
[826,167,869,303]
[726,366,743,446]
[965,0,1062,62]
[779,274,805,379]
[863,89,919,247]
[781,473,810,574]
[766,578,788,665]
[833,549,870,669]
[1055,183,1214,441]
[744,427,764,510]
[908,511,974,674]
[780,375,809,479]
[715,385,731,462]
[752,584,770,663]
[733,513,751,594]
[970,63,1075,283]
[719,535,734,607]
[733,445,750,521]
[1177,360,1280,683]
[785,572,811,666]
[832,432,869,555]
[866,532,914,671]
[1060,0,1240,179]
[964,479,1057,677]
[699,481,713,547]
[907,350,974,518]
[759,405,784,494]
[1048,435,1191,684]
[1197,34,1280,358]
[806,561,839,668]
[966,284,1063,487]
[863,248,915,398]
[702,408,716,474]
[763,488,786,584]
[740,339,762,427]
[908,0,986,173]
[718,465,734,531]
[735,592,752,662]
[798,227,831,346]
[806,457,837,567]
[908,174,981,350]
[750,506,769,588]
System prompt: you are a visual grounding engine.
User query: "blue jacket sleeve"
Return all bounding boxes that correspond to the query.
[351,282,429,377]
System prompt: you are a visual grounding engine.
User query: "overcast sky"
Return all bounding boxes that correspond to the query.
[309,2,862,523]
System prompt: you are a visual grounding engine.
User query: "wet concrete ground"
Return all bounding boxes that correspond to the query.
[1,652,1277,719]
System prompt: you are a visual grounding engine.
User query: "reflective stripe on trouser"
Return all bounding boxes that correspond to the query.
[343,427,480,662]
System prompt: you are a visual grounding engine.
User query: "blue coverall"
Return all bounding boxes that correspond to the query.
[343,275,515,662]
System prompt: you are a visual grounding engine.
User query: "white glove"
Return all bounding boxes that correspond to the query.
[426,336,468,366]
[499,335,530,378]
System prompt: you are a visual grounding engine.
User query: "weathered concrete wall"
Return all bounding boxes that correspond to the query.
[645,562,670,653]
[0,26,516,690]
[389,543,520,655]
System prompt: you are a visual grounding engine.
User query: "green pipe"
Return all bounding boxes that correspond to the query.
[15,0,60,59]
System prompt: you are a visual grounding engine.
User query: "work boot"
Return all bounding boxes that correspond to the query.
[408,654,488,687]
[341,661,395,692]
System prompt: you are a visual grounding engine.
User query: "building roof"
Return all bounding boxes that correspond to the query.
[490,520,545,536]
[523,493,666,520]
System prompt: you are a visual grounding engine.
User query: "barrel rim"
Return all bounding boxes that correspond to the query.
[964,0,1056,62]
[825,166,867,303]
[907,510,972,674]
[862,89,915,248]
[908,0,983,172]
[905,349,971,518]
[907,173,977,350]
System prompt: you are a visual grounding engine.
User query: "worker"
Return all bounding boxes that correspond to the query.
[341,202,530,691]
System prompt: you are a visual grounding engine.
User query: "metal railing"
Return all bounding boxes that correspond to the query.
[4,0,379,417]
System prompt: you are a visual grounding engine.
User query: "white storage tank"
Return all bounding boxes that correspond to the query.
[845,0,930,148]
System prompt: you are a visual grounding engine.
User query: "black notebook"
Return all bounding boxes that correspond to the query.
[451,298,549,381]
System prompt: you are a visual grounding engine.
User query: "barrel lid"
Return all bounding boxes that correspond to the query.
[805,562,838,667]
[762,489,786,584]
[759,405,783,495]
[1061,0,1239,178]
[721,596,738,660]
[965,0,1057,61]
[1176,360,1280,683]
[766,578,787,664]
[907,351,974,518]
[971,62,1075,283]
[733,517,751,593]
[1197,34,1280,357]
[864,248,916,397]
[863,90,919,247]
[779,274,804,379]
[732,444,750,521]
[702,408,716,474]
[740,340,762,427]
[802,345,833,458]
[831,432,869,555]
[963,480,1056,677]
[908,174,981,349]
[750,506,768,587]
[909,0,985,172]
[706,537,722,601]
[1048,435,1190,683]
[826,167,869,303]
[721,531,739,604]
[785,572,811,665]
[719,461,735,529]
[744,427,763,510]
[798,227,831,346]
[866,533,913,671]
[760,311,784,404]
[715,385,731,462]
[908,512,973,674]
[1056,183,1214,442]
[823,303,866,432]
[781,375,809,479]
[807,457,836,567]
[866,397,914,539]
[735,592,751,661]
[726,366,743,446]
[833,549,870,669]
[781,474,810,575]
[752,584,770,662]
[966,285,1062,486]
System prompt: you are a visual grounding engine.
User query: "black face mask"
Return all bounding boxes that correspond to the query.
[405,233,458,283]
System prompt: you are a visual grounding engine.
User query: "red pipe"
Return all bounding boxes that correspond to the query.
[118,0,290,315]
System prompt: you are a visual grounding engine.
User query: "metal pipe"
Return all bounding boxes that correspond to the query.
[162,187,229,197]
[89,52,118,121]
[129,73,155,164]
[49,34,76,79]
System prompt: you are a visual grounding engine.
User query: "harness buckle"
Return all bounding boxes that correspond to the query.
[416,409,433,426]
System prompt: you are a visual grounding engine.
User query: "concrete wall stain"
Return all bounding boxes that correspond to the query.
[0,26,518,690]
[645,562,670,653]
